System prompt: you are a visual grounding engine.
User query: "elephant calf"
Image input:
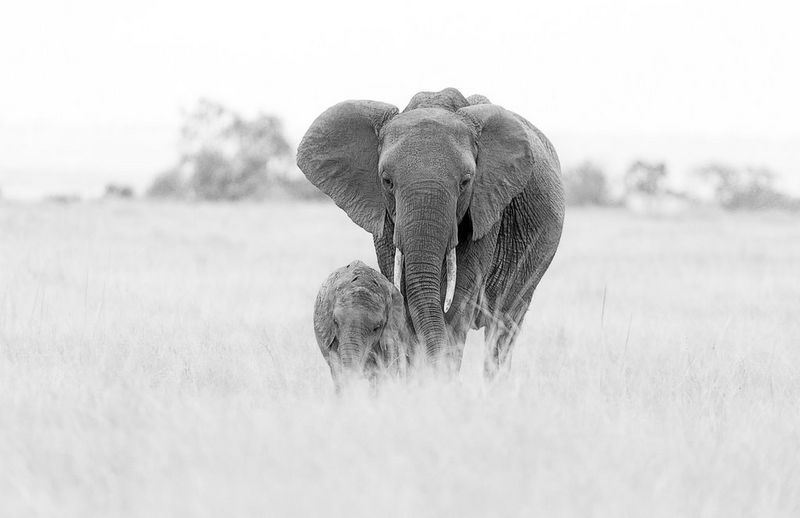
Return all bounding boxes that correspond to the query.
[313,260,411,389]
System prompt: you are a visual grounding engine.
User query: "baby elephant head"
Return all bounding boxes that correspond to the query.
[313,260,410,389]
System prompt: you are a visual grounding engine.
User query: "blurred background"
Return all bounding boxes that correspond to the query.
[1,0,798,211]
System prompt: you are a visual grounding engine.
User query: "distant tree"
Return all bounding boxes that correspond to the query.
[147,99,293,200]
[563,161,610,206]
[189,149,239,200]
[104,183,135,198]
[695,163,741,206]
[624,160,668,196]
[695,163,797,210]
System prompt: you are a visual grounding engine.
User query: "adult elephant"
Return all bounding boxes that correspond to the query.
[297,88,564,376]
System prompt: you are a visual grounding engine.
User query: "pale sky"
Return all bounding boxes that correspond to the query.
[1,0,798,197]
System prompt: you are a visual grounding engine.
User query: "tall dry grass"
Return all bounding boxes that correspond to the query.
[1,201,798,517]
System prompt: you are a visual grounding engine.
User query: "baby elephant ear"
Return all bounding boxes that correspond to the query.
[297,100,399,236]
[458,104,535,240]
[313,269,340,352]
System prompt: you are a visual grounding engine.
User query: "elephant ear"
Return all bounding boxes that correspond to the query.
[458,104,535,241]
[313,269,341,353]
[297,100,399,236]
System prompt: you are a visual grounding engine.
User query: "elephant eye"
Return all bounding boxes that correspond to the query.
[373,323,383,333]
[382,176,394,190]
[460,176,472,191]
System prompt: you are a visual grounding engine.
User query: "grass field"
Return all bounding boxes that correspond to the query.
[1,200,799,517]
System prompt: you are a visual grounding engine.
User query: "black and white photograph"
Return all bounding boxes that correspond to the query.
[1,0,799,516]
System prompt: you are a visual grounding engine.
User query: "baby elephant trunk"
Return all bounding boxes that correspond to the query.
[336,324,380,379]
[338,341,363,371]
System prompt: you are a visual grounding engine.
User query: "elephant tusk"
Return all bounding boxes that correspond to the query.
[393,248,403,292]
[444,248,456,313]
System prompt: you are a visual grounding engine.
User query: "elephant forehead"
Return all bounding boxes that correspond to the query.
[380,111,476,170]
[335,288,384,318]
[382,109,474,144]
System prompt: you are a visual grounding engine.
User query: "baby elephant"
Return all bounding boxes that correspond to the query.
[314,260,410,388]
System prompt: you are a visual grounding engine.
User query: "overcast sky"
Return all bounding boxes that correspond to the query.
[1,0,798,196]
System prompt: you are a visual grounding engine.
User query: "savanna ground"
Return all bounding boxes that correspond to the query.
[1,200,799,517]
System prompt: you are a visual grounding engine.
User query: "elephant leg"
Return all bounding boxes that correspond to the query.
[443,223,499,371]
[481,242,557,379]
[483,304,529,379]
[444,312,473,372]
[481,191,563,380]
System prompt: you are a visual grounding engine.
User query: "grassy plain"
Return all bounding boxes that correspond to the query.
[1,200,799,517]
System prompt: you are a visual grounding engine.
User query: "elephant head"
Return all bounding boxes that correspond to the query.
[299,88,535,361]
[313,261,409,389]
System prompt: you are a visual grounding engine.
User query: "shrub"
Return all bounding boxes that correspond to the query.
[624,160,667,196]
[45,194,81,204]
[564,161,611,206]
[147,168,187,198]
[104,184,135,199]
[694,164,798,210]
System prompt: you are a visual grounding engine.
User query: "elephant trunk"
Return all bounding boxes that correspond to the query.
[338,342,360,371]
[403,247,447,359]
[337,327,368,373]
[395,187,458,362]
[333,338,367,392]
